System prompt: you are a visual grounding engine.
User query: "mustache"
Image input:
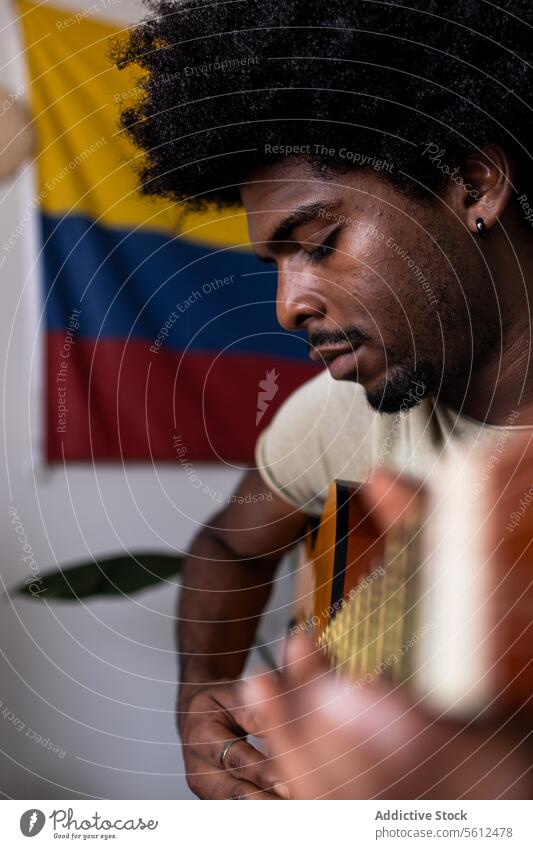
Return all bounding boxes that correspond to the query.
[307,326,370,351]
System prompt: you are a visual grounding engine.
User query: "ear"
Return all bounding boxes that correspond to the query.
[444,144,514,236]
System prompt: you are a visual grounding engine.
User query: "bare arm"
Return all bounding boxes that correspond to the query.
[177,468,308,799]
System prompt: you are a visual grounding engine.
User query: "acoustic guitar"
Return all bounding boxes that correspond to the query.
[292,440,533,721]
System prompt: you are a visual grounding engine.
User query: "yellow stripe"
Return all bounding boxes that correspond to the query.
[16,0,251,248]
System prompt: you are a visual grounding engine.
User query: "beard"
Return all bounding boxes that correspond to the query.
[308,281,503,416]
[363,357,442,414]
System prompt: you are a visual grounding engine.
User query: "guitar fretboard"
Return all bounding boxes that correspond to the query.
[318,517,422,684]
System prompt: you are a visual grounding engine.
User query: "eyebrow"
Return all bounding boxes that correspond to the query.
[264,201,337,254]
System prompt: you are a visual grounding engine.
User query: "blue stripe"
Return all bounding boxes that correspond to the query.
[42,213,310,360]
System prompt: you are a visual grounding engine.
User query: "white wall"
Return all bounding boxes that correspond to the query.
[0,0,294,799]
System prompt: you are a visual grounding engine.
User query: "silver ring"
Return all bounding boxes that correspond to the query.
[220,737,241,769]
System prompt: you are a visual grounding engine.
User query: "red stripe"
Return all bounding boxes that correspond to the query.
[47,333,319,462]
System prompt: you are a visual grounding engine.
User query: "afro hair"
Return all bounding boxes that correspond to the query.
[114,0,533,209]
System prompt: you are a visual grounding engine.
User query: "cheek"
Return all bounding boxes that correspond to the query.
[324,225,390,311]
[372,227,442,321]
[335,218,407,297]
[328,216,443,330]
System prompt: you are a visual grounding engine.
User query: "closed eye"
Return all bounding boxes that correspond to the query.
[308,228,340,263]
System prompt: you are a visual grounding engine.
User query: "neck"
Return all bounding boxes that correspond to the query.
[440,211,533,426]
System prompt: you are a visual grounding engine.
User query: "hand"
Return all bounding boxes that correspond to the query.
[244,636,531,800]
[178,681,289,799]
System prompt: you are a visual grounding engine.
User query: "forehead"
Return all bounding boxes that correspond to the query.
[241,158,334,209]
[240,157,400,241]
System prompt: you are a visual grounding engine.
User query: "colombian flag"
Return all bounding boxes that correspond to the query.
[17,0,316,462]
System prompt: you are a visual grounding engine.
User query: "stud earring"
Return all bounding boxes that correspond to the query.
[475,217,489,238]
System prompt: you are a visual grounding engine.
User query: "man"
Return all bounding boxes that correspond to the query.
[116,0,533,798]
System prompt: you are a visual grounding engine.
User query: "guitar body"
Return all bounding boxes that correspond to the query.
[294,481,384,640]
[297,446,533,721]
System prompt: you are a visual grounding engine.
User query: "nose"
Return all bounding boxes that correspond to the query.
[275,261,327,332]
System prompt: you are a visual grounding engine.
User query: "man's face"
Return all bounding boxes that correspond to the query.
[241,158,499,413]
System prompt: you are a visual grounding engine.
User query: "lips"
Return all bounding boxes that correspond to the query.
[309,345,362,380]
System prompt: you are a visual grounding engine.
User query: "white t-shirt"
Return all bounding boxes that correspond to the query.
[255,369,525,516]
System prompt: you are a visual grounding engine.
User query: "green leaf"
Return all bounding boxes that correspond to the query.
[17,552,184,600]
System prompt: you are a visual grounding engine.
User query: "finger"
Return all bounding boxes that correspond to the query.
[245,672,309,733]
[327,682,423,755]
[222,737,289,797]
[184,690,264,767]
[182,685,262,736]
[245,675,317,795]
[191,712,278,786]
[284,633,330,690]
[187,758,282,800]
[282,679,421,798]
[247,665,373,798]
[215,775,282,800]
[246,665,370,779]
[363,469,420,530]
[211,686,264,737]
[242,675,292,742]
